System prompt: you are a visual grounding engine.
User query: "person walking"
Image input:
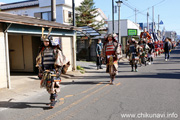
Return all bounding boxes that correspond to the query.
[101,34,121,84]
[96,39,103,70]
[147,39,155,65]
[140,28,152,40]
[36,28,69,108]
[129,38,141,72]
[164,37,171,61]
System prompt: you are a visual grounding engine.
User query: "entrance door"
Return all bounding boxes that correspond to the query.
[9,35,38,72]
[32,36,41,73]
[9,35,25,70]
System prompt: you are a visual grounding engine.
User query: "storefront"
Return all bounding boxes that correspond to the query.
[0,12,80,89]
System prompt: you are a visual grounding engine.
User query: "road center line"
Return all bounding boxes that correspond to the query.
[44,84,110,120]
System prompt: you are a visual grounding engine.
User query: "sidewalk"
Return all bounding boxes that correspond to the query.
[0,56,128,102]
[0,70,83,102]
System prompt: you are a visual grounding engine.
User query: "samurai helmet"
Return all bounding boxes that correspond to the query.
[41,27,52,41]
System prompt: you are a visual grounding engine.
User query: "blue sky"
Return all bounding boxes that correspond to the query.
[94,0,180,35]
[1,0,180,35]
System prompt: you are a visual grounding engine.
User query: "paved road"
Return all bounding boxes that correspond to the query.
[0,46,180,120]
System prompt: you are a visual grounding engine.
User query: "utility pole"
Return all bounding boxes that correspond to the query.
[72,0,75,26]
[158,14,160,31]
[116,0,123,44]
[112,0,114,34]
[152,6,154,33]
[135,8,137,23]
[147,8,149,31]
[51,0,56,21]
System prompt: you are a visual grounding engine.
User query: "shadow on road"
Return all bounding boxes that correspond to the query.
[116,72,180,80]
[61,80,110,85]
[0,100,50,110]
[28,77,40,80]
[156,69,180,71]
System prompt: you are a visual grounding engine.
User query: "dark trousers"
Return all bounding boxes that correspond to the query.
[148,57,153,62]
[131,63,137,70]
[97,56,102,68]
[165,52,170,59]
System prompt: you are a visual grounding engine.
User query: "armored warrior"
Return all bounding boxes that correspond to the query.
[147,39,155,65]
[157,40,161,56]
[101,34,121,84]
[154,41,159,57]
[139,39,150,66]
[36,28,69,108]
[160,40,164,54]
[128,38,142,72]
[140,28,152,40]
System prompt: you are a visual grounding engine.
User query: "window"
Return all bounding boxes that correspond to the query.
[63,10,72,23]
[23,14,28,16]
[34,12,41,19]
[68,11,71,18]
[42,12,51,21]
[34,11,51,21]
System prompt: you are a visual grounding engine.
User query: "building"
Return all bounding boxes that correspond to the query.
[94,8,108,30]
[0,12,80,89]
[0,0,107,62]
[76,8,108,61]
[108,19,141,52]
[76,26,102,61]
[0,0,83,25]
[164,31,177,41]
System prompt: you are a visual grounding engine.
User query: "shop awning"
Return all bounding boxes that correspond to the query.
[6,23,74,36]
[76,26,101,37]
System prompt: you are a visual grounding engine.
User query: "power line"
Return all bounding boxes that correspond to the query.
[123,0,166,22]
[153,0,166,7]
[123,2,135,11]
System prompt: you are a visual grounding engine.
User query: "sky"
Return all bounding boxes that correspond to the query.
[1,0,180,35]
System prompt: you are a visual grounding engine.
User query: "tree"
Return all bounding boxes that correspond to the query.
[75,0,105,30]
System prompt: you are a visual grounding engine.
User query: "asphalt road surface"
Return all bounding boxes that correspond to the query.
[0,46,180,120]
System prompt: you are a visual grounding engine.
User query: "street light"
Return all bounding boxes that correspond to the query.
[116,0,123,44]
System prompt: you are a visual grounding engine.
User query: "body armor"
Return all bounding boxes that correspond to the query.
[42,47,56,70]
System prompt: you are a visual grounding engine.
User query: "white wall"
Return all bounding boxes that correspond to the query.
[4,5,65,23]
[5,7,51,18]
[0,24,7,88]
[108,19,140,36]
[23,35,34,72]
[64,0,84,7]
[0,1,39,10]
[1,0,105,26]
[39,0,55,8]
[39,0,83,8]
[95,15,104,22]
[56,5,64,24]
[61,37,73,71]
[127,20,139,29]
[108,20,128,36]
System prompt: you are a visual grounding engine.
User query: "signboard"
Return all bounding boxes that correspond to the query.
[81,36,88,40]
[159,20,163,25]
[51,37,60,46]
[51,37,62,49]
[128,29,137,36]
